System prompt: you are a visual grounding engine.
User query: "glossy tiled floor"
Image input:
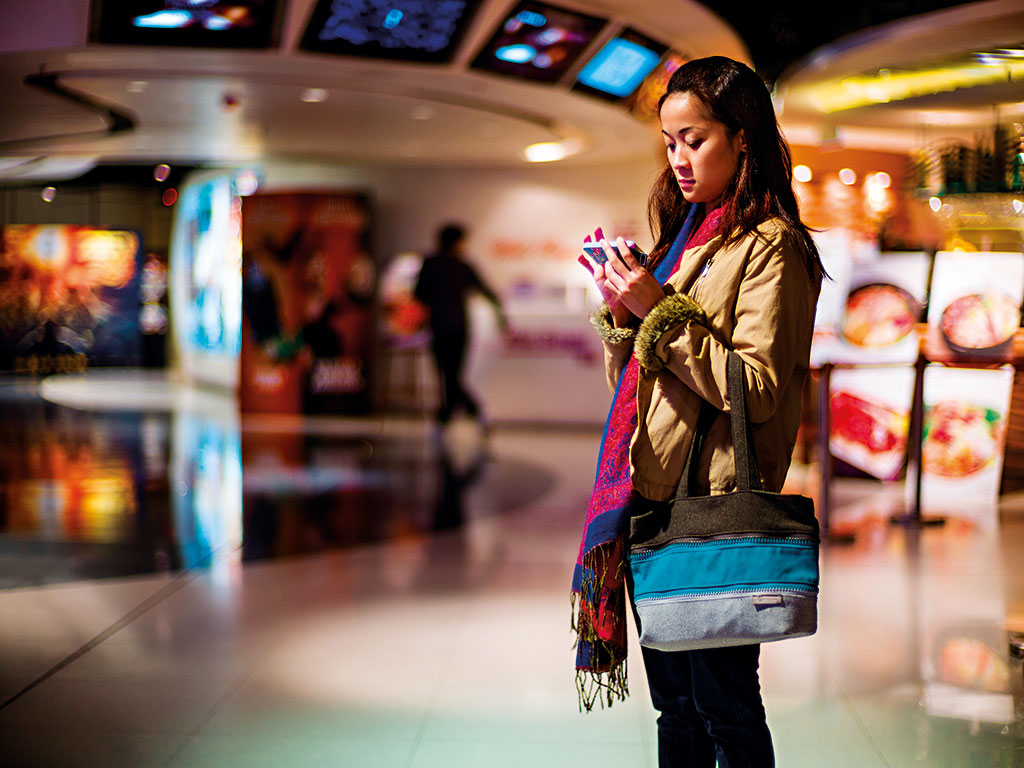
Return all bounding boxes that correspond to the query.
[0,374,1022,767]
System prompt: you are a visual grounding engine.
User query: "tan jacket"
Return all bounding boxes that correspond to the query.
[592,218,822,501]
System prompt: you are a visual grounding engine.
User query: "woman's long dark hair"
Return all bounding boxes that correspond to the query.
[647,56,823,276]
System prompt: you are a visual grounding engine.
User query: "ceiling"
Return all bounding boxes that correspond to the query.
[0,0,1021,182]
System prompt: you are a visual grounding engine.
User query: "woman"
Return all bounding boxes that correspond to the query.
[572,56,824,767]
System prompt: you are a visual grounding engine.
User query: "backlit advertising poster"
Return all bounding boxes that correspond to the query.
[0,225,142,373]
[925,251,1024,363]
[240,192,375,414]
[829,366,914,480]
[914,364,1014,529]
[812,247,928,366]
[169,173,244,390]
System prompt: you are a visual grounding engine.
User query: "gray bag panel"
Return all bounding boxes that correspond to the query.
[636,590,818,652]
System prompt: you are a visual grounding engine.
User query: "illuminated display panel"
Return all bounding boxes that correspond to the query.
[301,0,482,62]
[169,172,243,390]
[471,1,607,84]
[0,225,143,373]
[91,0,283,48]
[574,29,667,100]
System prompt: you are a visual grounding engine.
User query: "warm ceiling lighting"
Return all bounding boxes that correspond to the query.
[870,171,891,189]
[803,56,1024,112]
[929,196,942,212]
[793,165,812,183]
[234,170,259,196]
[524,141,571,163]
[410,105,436,121]
[301,88,328,103]
[154,163,171,182]
[41,186,56,203]
[838,168,857,185]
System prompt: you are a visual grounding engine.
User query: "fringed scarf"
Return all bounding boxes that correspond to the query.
[571,203,725,711]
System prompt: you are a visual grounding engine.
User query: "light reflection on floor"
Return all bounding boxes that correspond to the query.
[0,372,1020,767]
[0,376,555,587]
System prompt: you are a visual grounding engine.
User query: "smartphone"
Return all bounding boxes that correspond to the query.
[582,242,609,264]
[582,241,648,268]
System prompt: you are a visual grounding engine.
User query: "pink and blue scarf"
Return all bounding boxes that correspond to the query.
[572,204,723,710]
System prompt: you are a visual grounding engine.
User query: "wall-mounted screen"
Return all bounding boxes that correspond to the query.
[573,29,666,100]
[91,0,283,48]
[471,1,606,84]
[300,0,481,62]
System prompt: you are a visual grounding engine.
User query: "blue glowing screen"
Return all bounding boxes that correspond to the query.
[302,0,479,61]
[577,37,662,98]
[471,0,606,83]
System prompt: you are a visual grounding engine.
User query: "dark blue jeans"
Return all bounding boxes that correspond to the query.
[639,642,774,768]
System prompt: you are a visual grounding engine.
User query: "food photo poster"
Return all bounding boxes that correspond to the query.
[823,251,930,365]
[913,364,1014,528]
[829,366,915,481]
[926,251,1024,363]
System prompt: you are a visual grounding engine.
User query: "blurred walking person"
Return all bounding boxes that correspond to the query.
[414,223,505,429]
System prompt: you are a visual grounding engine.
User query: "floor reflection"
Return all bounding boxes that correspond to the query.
[0,379,555,587]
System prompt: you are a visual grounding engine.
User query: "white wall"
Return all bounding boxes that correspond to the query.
[260,156,663,424]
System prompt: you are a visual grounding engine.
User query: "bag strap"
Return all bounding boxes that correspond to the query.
[674,350,763,499]
[727,350,762,492]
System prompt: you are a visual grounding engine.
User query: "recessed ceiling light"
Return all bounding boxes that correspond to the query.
[524,142,571,163]
[838,168,856,185]
[301,88,328,103]
[41,186,56,203]
[793,165,812,183]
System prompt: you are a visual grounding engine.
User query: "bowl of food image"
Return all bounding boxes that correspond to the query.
[841,283,919,348]
[940,293,1020,355]
[922,400,1003,478]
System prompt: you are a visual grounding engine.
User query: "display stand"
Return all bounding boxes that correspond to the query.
[815,363,856,544]
[888,352,946,528]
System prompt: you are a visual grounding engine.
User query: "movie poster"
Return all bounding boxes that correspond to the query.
[0,225,143,374]
[240,192,375,414]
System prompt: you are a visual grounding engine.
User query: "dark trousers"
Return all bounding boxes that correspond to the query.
[640,643,774,768]
[430,328,479,423]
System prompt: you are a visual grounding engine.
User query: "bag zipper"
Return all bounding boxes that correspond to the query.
[631,533,817,559]
[639,585,819,603]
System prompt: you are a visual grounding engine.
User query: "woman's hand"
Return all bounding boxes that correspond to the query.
[598,237,665,320]
[577,228,632,327]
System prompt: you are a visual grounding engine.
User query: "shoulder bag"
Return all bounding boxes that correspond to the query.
[628,350,819,651]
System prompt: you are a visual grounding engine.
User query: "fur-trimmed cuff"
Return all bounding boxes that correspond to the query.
[589,304,636,345]
[635,293,706,371]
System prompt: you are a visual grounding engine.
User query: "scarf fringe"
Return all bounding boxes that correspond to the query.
[571,543,630,712]
[575,658,628,712]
